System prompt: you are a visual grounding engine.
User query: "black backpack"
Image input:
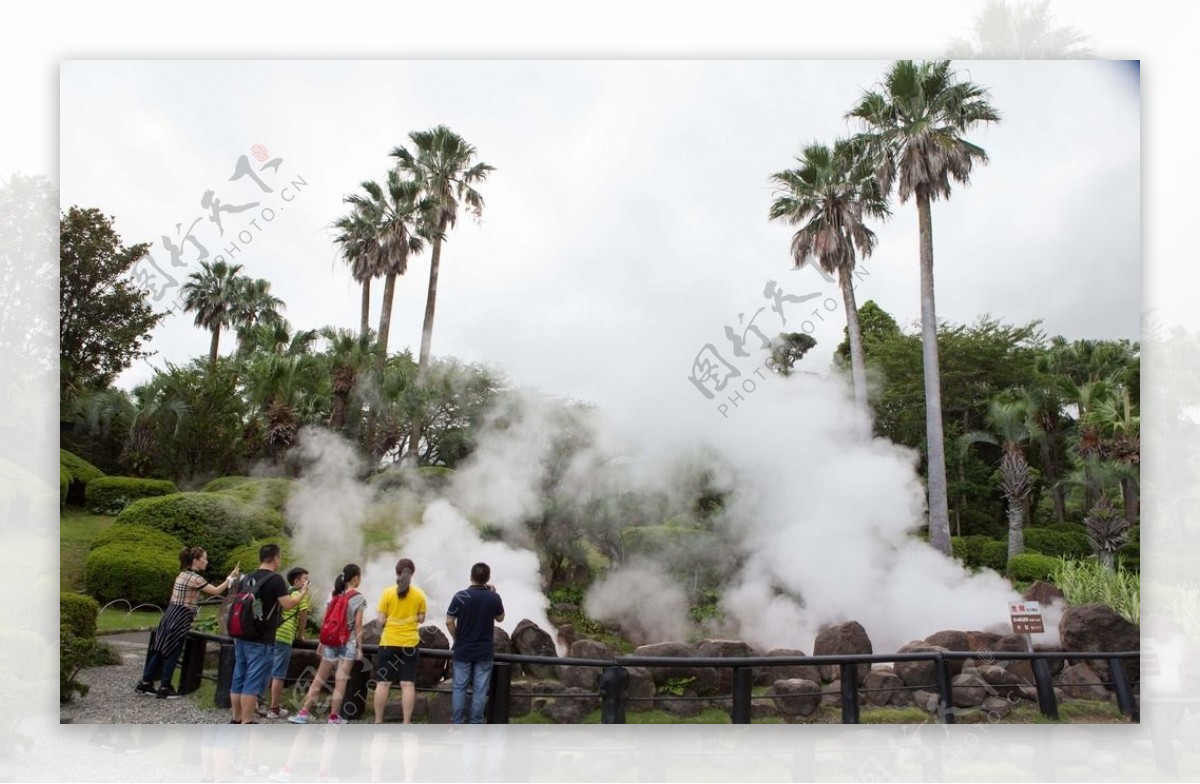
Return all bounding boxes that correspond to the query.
[226,573,279,638]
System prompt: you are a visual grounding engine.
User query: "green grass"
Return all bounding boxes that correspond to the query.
[95,604,220,633]
[60,509,116,591]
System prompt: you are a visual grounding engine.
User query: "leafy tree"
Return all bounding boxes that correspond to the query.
[231,277,285,353]
[769,140,888,417]
[766,332,817,377]
[59,206,165,403]
[391,126,494,464]
[848,60,1000,556]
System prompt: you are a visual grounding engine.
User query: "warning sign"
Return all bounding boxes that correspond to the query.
[1009,600,1045,634]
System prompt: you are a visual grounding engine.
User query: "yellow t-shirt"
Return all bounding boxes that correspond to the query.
[377,585,427,647]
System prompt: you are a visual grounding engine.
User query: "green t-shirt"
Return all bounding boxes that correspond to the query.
[275,587,312,644]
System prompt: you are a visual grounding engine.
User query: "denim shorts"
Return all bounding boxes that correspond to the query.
[321,641,357,662]
[231,640,273,696]
[271,641,294,680]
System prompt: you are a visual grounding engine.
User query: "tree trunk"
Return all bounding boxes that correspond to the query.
[838,266,870,425]
[330,391,347,431]
[1040,436,1066,524]
[916,193,952,556]
[406,219,447,464]
[209,325,221,364]
[1006,502,1025,563]
[1121,476,1138,526]
[367,272,397,458]
[360,278,371,340]
[1098,549,1115,572]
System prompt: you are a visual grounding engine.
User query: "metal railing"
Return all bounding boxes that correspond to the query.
[176,631,1140,724]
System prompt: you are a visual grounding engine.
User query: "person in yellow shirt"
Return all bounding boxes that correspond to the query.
[372,557,427,724]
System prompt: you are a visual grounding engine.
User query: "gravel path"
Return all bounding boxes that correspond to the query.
[60,634,231,725]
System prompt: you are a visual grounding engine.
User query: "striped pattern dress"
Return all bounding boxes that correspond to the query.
[149,571,208,656]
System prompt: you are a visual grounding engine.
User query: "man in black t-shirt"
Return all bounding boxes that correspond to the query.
[230,544,309,723]
[445,562,505,724]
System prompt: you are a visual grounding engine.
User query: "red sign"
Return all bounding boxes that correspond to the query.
[1009,600,1045,634]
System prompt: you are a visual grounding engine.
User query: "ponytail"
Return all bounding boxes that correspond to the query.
[179,546,205,570]
[395,558,415,599]
[334,563,361,596]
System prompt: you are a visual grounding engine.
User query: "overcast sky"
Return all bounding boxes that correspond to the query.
[60,59,1139,415]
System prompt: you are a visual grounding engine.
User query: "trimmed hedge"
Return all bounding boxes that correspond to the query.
[1007,552,1060,583]
[979,539,1009,572]
[950,535,994,569]
[211,478,293,515]
[60,449,105,506]
[202,476,254,492]
[85,539,180,607]
[61,592,100,639]
[60,467,70,507]
[1023,528,1092,559]
[221,537,294,576]
[114,492,284,570]
[90,523,186,555]
[86,476,178,514]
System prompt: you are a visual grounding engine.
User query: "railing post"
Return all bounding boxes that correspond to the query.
[598,665,629,724]
[340,658,371,722]
[177,633,207,695]
[731,666,753,724]
[1109,657,1137,721]
[840,662,859,724]
[214,641,235,709]
[1031,656,1058,721]
[933,655,954,724]
[487,661,512,724]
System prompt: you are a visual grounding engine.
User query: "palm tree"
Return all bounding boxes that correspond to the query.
[962,399,1040,562]
[1091,384,1140,526]
[847,60,1001,556]
[769,140,889,419]
[181,260,245,363]
[391,125,494,463]
[333,204,382,340]
[232,277,286,354]
[320,326,376,433]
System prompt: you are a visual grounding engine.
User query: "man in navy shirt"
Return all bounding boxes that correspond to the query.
[445,562,505,724]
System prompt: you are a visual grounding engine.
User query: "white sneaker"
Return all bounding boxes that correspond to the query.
[266,707,291,719]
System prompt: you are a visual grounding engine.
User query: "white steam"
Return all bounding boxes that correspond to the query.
[584,561,691,645]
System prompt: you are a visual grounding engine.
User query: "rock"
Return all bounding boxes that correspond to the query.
[416,626,450,688]
[1034,644,1065,677]
[982,695,1013,720]
[556,624,576,650]
[893,642,951,689]
[656,690,703,718]
[696,639,756,693]
[1059,604,1139,685]
[625,666,656,713]
[629,642,719,695]
[752,701,780,720]
[551,602,579,615]
[361,619,382,648]
[974,663,1029,699]
[426,691,452,723]
[772,678,821,716]
[821,680,841,707]
[512,619,559,679]
[912,689,940,713]
[812,622,872,684]
[764,648,825,687]
[1058,662,1110,701]
[861,669,906,707]
[541,686,599,724]
[507,680,533,717]
[1024,580,1064,606]
[950,672,988,709]
[560,640,614,689]
[924,630,969,653]
[494,626,513,656]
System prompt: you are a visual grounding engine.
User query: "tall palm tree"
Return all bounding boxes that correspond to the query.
[333,204,382,340]
[390,125,494,463]
[769,140,889,419]
[232,277,286,354]
[847,60,1001,556]
[320,326,376,433]
[961,399,1040,562]
[181,260,245,363]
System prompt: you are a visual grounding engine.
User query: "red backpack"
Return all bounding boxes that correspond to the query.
[319,589,357,646]
[227,573,279,639]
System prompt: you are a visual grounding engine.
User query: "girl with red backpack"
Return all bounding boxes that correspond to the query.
[289,564,366,725]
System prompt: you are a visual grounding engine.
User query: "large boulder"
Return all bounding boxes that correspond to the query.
[893,641,951,689]
[1058,662,1110,701]
[1024,580,1065,606]
[541,686,599,724]
[629,641,719,695]
[950,672,988,709]
[974,663,1029,700]
[812,621,872,684]
[924,630,969,653]
[764,648,825,688]
[511,619,559,679]
[494,626,513,656]
[416,625,451,687]
[1058,603,1140,685]
[625,666,657,713]
[695,639,756,693]
[772,678,821,717]
[560,639,614,690]
[861,668,907,707]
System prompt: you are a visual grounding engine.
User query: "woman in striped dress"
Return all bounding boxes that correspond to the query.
[136,546,239,699]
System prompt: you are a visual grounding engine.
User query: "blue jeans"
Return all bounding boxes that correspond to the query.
[451,659,493,724]
[231,640,274,698]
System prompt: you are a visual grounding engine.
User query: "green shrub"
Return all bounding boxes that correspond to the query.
[60,623,95,703]
[60,449,105,506]
[979,539,1009,572]
[1023,528,1091,559]
[1007,553,1060,582]
[115,492,284,569]
[86,476,178,515]
[621,523,701,556]
[85,538,181,607]
[90,523,186,555]
[60,592,100,639]
[60,467,70,507]
[1045,522,1089,538]
[210,477,293,515]
[201,476,253,492]
[1054,557,1139,624]
[1119,526,1140,572]
[221,537,294,576]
